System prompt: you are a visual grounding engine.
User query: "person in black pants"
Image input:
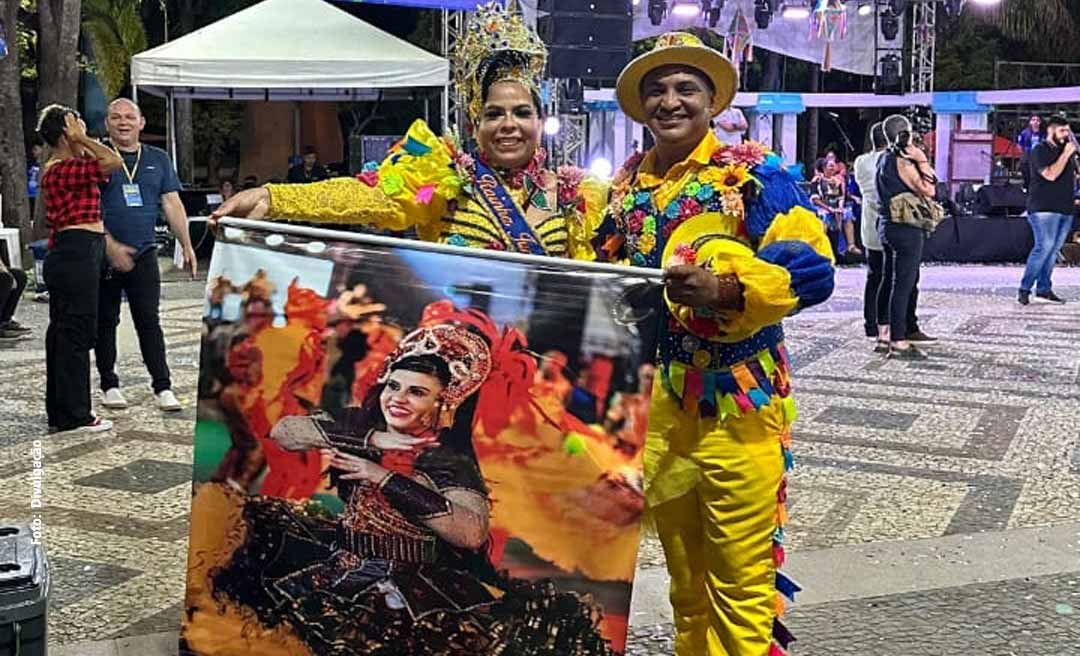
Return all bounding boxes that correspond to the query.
[0,260,31,339]
[36,105,124,433]
[877,115,939,360]
[96,98,196,412]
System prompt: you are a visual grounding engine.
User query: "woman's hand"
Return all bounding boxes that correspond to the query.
[209,187,271,226]
[322,448,389,484]
[105,235,136,273]
[368,430,435,451]
[63,113,89,145]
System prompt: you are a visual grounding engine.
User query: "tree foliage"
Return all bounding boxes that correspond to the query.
[82,0,147,98]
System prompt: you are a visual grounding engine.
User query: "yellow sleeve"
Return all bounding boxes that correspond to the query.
[265,119,463,234]
[566,176,611,261]
[265,177,405,228]
[666,238,798,343]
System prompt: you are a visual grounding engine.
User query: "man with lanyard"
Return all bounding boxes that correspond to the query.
[595,32,835,655]
[98,98,196,412]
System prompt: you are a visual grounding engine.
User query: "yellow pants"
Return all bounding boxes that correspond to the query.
[645,389,790,656]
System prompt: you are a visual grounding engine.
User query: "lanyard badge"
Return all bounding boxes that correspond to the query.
[114,145,144,207]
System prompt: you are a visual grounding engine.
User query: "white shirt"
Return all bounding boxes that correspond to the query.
[854,150,885,251]
[714,108,747,146]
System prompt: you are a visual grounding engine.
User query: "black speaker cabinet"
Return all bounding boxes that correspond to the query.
[537,0,632,80]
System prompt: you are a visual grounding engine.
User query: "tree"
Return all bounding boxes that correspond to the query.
[980,0,1080,62]
[0,0,32,255]
[36,0,82,107]
[82,0,146,98]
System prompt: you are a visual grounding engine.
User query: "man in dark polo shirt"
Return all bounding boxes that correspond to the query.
[98,98,197,411]
[1019,114,1076,305]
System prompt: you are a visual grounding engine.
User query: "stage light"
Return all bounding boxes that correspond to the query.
[543,116,561,136]
[781,1,811,20]
[703,0,724,27]
[648,0,666,25]
[944,0,964,15]
[880,9,900,40]
[857,1,873,16]
[754,0,773,28]
[632,0,641,5]
[877,53,903,94]
[672,1,701,18]
[589,157,614,179]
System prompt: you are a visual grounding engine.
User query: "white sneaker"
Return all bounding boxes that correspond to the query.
[156,389,182,412]
[67,417,113,434]
[102,387,129,409]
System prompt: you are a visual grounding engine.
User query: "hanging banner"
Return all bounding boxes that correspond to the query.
[181,219,660,656]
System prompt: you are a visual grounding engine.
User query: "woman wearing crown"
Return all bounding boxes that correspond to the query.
[593,33,837,656]
[183,304,615,655]
[209,1,642,586]
[212,2,605,260]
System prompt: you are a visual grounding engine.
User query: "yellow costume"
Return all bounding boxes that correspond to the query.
[598,32,836,656]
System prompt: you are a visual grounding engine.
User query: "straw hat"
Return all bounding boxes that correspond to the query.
[616,32,738,124]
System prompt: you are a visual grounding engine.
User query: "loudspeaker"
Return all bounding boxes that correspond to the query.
[974,183,1028,217]
[537,0,632,80]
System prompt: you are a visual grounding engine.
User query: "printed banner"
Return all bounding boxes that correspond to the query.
[181,219,661,656]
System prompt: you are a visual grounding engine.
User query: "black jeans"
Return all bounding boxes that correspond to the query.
[864,248,920,337]
[45,230,104,430]
[0,267,28,323]
[97,248,172,393]
[881,224,925,342]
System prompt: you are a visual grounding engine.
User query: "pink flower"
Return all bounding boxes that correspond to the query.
[729,142,768,167]
[679,197,702,218]
[454,151,475,173]
[415,184,435,204]
[627,210,646,233]
[557,165,585,206]
[356,171,379,187]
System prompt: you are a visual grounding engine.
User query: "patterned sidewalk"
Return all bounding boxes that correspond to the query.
[1,262,1078,654]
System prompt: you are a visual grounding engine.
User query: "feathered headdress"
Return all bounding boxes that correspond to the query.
[452,1,547,125]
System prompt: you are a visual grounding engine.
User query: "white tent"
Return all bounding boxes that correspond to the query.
[130,0,449,163]
[131,0,448,99]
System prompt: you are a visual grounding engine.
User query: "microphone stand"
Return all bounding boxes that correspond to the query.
[825,112,856,160]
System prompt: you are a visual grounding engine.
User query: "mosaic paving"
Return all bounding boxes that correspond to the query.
[0,264,1078,652]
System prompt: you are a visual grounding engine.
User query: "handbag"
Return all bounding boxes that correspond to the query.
[888,192,946,233]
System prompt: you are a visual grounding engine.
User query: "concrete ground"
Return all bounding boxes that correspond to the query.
[1,260,1078,655]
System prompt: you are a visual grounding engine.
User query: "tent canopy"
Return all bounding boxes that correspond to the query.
[131,0,449,100]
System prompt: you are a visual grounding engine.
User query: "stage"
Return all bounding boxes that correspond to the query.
[922,215,1080,264]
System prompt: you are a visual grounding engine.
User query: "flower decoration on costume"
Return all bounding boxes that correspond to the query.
[452,1,547,124]
[356,171,379,188]
[557,165,585,208]
[714,141,768,168]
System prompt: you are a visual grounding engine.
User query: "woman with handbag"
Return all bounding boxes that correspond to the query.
[876,115,943,360]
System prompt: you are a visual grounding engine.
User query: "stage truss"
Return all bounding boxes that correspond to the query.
[441,9,467,136]
[910,0,937,93]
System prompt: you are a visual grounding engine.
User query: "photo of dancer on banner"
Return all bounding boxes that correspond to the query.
[182,220,659,656]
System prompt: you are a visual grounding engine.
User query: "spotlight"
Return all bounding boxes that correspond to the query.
[754,0,773,28]
[877,53,903,94]
[781,1,811,20]
[544,117,561,136]
[589,157,614,179]
[857,1,872,16]
[704,0,724,27]
[672,1,701,18]
[880,9,900,40]
[944,0,964,14]
[632,0,641,5]
[648,0,666,25]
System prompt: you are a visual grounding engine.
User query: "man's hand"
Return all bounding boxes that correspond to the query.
[105,237,136,273]
[209,187,271,228]
[182,243,198,279]
[665,265,721,307]
[1063,140,1077,161]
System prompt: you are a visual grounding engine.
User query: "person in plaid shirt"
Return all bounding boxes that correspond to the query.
[37,105,124,433]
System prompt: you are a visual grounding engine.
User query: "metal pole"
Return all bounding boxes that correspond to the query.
[167,91,178,168]
[441,9,450,135]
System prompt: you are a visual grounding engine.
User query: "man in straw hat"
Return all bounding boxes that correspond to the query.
[594,32,837,655]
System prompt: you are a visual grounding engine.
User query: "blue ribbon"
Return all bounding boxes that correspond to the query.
[473,158,547,256]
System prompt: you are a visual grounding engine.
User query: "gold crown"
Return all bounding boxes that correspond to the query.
[452,1,547,124]
[379,324,492,415]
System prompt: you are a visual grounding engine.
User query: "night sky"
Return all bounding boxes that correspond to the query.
[329,1,424,40]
